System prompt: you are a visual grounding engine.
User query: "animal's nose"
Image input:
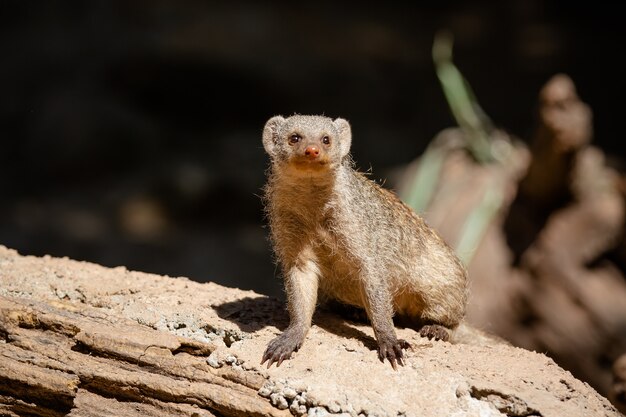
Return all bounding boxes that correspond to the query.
[304,145,320,158]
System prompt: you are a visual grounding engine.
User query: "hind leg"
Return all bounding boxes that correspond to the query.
[419,324,451,341]
[395,311,453,341]
[416,300,463,342]
[395,287,464,342]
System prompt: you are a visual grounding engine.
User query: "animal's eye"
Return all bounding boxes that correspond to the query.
[289,134,301,144]
[322,136,331,145]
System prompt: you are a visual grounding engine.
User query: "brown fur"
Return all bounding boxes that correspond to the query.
[260,115,468,369]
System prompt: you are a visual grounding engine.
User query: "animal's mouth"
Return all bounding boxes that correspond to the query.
[290,156,330,171]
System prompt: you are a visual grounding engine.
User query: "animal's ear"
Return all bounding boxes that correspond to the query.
[262,116,285,157]
[333,118,352,158]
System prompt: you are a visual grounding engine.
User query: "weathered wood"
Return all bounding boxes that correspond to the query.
[0,297,287,417]
[0,246,621,416]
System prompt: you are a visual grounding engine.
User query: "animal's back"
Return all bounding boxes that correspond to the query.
[314,169,468,327]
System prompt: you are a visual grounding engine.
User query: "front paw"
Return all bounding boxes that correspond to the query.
[377,337,411,370]
[261,330,304,368]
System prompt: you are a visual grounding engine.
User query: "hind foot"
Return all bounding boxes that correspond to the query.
[419,324,451,341]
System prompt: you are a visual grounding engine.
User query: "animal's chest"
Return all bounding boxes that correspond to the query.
[312,225,364,307]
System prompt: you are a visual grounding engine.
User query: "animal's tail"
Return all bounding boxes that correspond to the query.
[450,322,511,346]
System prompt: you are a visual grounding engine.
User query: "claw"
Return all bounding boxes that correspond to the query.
[399,339,414,352]
[261,331,303,368]
[378,337,411,370]
[420,324,450,341]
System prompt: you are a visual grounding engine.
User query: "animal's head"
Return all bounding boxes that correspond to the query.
[262,115,352,175]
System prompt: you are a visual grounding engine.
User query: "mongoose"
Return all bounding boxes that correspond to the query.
[261,115,468,369]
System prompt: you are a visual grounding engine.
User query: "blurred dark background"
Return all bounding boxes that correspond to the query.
[1,1,625,297]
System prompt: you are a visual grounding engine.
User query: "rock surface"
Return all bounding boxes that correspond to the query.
[0,245,620,417]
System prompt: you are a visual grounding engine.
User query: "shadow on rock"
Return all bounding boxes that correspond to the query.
[213,295,288,333]
[313,309,380,352]
[215,295,382,351]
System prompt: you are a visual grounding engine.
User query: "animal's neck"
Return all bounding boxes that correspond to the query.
[273,168,335,193]
[268,164,344,216]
